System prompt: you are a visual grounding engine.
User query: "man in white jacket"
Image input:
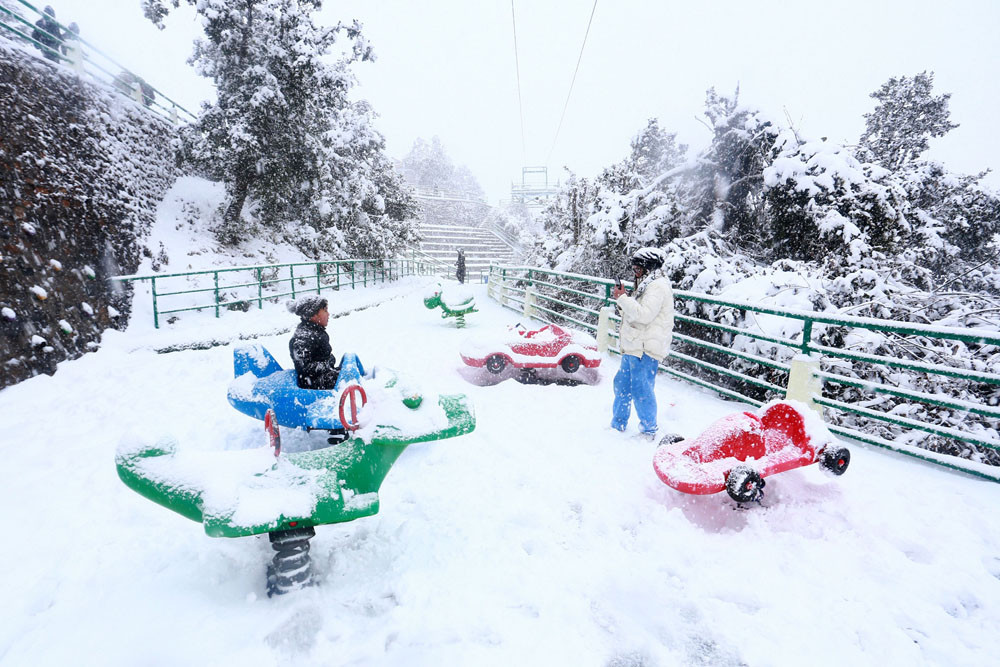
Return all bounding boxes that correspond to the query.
[610,247,674,437]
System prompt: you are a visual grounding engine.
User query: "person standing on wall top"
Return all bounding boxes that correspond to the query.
[288,296,339,390]
[610,247,674,439]
[456,249,467,284]
[31,6,62,63]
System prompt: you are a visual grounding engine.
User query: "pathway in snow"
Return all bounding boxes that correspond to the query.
[2,277,999,666]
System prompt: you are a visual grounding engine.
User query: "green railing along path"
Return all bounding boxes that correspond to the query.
[487,264,1000,483]
[114,258,438,329]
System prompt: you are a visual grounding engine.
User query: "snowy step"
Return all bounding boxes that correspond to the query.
[415,217,519,276]
[420,226,498,235]
[419,230,501,241]
[421,246,514,256]
[421,243,512,253]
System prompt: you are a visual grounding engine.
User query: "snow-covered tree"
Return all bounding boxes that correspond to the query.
[688,89,794,254]
[142,0,417,258]
[901,162,1000,292]
[628,118,687,183]
[453,165,485,199]
[762,139,911,262]
[400,136,453,190]
[856,73,999,291]
[399,136,483,198]
[859,72,959,171]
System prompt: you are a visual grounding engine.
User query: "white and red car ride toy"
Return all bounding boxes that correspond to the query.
[460,323,602,375]
[653,400,850,504]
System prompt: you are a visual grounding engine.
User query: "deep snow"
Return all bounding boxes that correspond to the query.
[2,274,1000,666]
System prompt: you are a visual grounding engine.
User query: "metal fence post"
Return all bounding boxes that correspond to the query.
[290,265,296,299]
[336,262,340,290]
[352,261,356,289]
[213,271,220,318]
[256,267,263,309]
[151,277,159,329]
[315,263,322,294]
[801,319,814,354]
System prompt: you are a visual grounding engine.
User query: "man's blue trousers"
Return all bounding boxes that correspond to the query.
[611,353,659,434]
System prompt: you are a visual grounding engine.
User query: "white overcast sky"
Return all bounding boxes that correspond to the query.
[45,0,1000,203]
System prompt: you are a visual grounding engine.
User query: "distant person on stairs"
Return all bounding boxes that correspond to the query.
[456,249,467,284]
[288,296,339,390]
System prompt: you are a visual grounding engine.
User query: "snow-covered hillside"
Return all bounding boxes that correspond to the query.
[2,274,999,666]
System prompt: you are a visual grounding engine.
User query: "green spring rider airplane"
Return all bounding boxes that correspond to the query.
[116,345,476,596]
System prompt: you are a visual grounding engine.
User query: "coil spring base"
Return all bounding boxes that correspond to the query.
[266,526,316,597]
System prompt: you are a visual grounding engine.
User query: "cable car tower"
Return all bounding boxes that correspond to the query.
[510,166,560,208]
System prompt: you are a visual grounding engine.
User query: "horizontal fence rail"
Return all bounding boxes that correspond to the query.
[487,264,1000,482]
[1,0,196,124]
[113,258,438,329]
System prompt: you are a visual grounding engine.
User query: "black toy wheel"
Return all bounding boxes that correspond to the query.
[726,465,765,503]
[658,433,685,447]
[560,355,582,373]
[485,354,506,374]
[820,447,851,475]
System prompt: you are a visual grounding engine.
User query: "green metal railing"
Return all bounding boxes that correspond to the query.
[488,264,1000,482]
[1,0,196,124]
[114,258,437,329]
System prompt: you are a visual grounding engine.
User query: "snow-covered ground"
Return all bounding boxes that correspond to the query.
[3,274,1000,666]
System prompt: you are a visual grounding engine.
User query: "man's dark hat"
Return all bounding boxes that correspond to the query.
[288,295,328,319]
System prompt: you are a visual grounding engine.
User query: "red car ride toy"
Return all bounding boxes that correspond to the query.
[652,400,850,504]
[460,323,602,375]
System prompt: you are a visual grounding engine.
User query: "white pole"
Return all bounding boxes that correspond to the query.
[523,285,536,319]
[786,354,822,415]
[67,43,84,73]
[597,306,614,354]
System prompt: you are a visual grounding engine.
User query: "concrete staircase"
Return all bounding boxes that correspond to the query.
[416,223,518,281]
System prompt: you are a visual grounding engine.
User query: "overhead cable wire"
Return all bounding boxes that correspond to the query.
[510,0,527,165]
[546,0,598,166]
